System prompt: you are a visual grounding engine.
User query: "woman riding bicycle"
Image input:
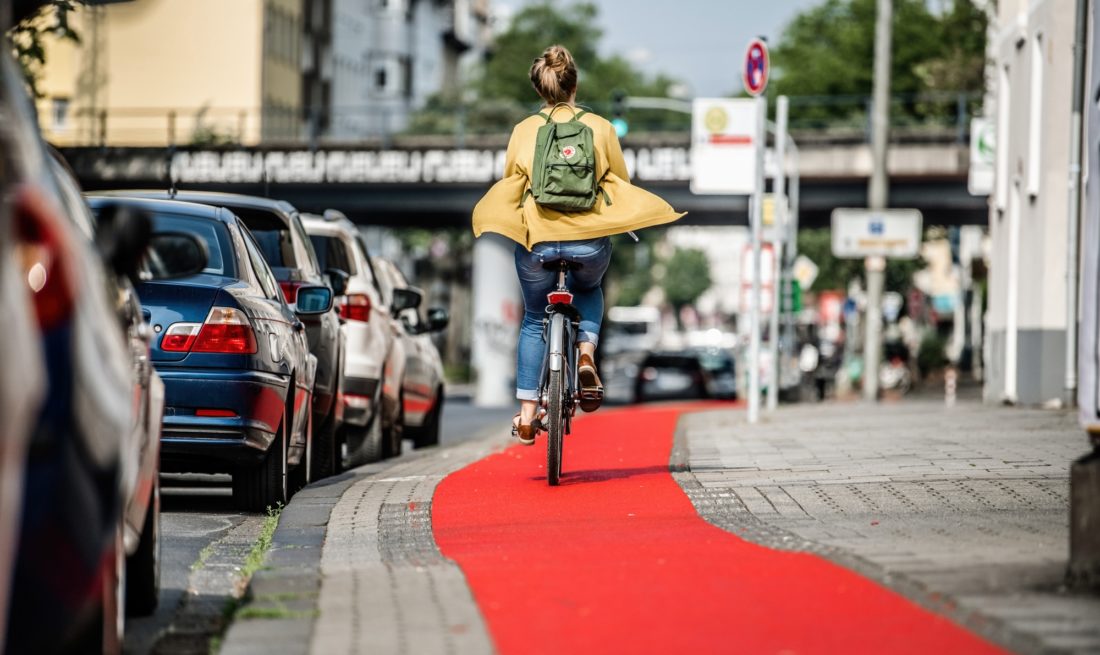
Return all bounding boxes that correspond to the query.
[472,44,684,445]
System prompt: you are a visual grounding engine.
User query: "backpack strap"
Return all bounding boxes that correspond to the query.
[541,102,580,123]
[574,109,588,120]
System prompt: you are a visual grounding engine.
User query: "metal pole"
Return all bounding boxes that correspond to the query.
[748,94,767,424]
[767,96,789,411]
[786,145,801,371]
[864,0,893,402]
[1065,0,1088,405]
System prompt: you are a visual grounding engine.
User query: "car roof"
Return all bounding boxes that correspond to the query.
[300,211,358,235]
[93,189,297,217]
[84,194,233,223]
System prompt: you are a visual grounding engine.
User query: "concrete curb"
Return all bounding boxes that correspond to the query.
[219,428,507,655]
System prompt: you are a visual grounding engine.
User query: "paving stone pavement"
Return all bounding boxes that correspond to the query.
[220,435,503,655]
[674,399,1100,655]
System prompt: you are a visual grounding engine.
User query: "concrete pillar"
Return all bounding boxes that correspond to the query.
[471,234,521,407]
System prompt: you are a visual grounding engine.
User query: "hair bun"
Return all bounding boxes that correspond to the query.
[530,45,577,105]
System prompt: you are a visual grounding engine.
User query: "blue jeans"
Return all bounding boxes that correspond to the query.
[514,238,612,400]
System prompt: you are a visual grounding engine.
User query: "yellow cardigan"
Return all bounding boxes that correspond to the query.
[472,109,686,250]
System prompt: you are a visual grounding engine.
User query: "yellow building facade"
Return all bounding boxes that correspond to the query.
[38,0,303,146]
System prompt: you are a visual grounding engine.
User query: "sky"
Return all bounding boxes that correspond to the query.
[492,0,822,98]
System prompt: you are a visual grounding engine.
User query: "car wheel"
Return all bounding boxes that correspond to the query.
[361,409,384,464]
[234,414,287,512]
[413,391,442,449]
[310,411,338,480]
[125,477,160,616]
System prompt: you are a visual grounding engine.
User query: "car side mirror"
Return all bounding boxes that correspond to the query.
[391,287,423,315]
[325,267,349,297]
[426,307,449,333]
[146,232,208,280]
[295,285,333,315]
[95,202,153,281]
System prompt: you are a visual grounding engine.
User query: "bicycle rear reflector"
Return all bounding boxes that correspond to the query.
[547,291,574,305]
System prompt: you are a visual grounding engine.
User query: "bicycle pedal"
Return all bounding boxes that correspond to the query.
[579,388,604,401]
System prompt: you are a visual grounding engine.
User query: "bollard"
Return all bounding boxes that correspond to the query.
[1068,445,1100,589]
[944,366,957,407]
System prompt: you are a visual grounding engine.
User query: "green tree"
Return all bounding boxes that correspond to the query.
[769,0,987,126]
[8,1,83,98]
[661,247,711,325]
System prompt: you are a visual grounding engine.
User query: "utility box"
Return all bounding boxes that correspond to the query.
[1071,0,1100,588]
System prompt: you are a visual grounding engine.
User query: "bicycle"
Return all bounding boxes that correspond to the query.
[534,259,603,486]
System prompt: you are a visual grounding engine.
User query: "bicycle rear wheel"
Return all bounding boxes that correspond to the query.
[547,367,564,486]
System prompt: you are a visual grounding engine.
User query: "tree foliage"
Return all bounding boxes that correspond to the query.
[661,247,711,313]
[8,1,83,98]
[769,0,988,125]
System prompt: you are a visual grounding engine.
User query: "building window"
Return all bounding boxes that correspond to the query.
[995,65,1010,212]
[51,97,70,131]
[376,67,387,91]
[1026,34,1042,198]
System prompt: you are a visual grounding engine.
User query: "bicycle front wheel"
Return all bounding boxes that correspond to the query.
[547,367,564,486]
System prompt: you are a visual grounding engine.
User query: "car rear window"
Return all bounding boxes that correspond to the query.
[230,207,296,268]
[309,234,357,275]
[147,213,233,276]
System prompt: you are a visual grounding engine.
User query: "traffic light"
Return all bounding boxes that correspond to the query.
[611,89,627,118]
[610,89,628,138]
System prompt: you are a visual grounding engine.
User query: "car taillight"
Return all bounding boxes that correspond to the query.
[547,291,574,305]
[340,293,371,322]
[279,280,303,303]
[13,186,76,329]
[162,307,257,354]
[161,323,200,351]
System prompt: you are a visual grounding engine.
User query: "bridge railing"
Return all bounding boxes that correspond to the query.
[39,92,981,149]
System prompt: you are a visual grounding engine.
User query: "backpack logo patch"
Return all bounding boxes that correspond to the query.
[561,145,577,159]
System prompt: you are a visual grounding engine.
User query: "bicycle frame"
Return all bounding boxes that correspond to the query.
[536,262,581,484]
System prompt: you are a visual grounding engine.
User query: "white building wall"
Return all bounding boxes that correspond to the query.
[986,0,1076,404]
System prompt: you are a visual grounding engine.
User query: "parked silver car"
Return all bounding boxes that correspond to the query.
[372,258,449,448]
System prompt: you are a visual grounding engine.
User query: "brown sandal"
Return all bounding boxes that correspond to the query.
[578,354,604,413]
[511,413,536,445]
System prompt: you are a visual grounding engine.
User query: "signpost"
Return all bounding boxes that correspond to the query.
[968,117,995,196]
[690,99,759,195]
[830,208,923,258]
[745,38,768,424]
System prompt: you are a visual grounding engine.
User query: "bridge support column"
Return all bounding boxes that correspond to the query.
[471,234,522,407]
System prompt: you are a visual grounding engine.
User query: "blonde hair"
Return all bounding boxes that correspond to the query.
[529,45,577,105]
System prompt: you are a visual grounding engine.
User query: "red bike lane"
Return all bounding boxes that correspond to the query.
[432,404,1007,655]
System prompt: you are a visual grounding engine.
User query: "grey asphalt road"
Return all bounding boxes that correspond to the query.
[123,393,511,654]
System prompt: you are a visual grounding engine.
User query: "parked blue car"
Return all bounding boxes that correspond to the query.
[87,195,328,511]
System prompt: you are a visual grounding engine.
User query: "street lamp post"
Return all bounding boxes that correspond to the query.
[864,0,893,402]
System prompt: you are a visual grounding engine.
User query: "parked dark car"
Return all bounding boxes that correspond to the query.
[372,258,450,448]
[692,347,737,400]
[101,191,347,480]
[633,351,713,403]
[87,195,326,511]
[0,43,201,653]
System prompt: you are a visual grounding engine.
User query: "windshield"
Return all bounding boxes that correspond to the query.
[148,213,232,276]
[231,207,296,268]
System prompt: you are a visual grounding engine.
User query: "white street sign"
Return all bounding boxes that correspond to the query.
[968,117,995,196]
[690,98,758,195]
[831,208,923,259]
[792,255,819,290]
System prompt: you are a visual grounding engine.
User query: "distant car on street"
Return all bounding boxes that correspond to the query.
[87,195,325,512]
[692,347,737,400]
[372,257,450,448]
[603,306,662,356]
[301,210,405,465]
[101,191,347,481]
[633,351,713,403]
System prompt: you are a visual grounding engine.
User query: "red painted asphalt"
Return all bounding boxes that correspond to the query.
[432,404,1007,655]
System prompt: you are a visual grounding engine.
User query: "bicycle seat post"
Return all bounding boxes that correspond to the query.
[557,260,568,290]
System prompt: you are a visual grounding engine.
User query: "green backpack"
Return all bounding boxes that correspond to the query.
[524,103,609,212]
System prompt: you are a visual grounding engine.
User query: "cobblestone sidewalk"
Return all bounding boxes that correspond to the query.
[674,399,1100,654]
